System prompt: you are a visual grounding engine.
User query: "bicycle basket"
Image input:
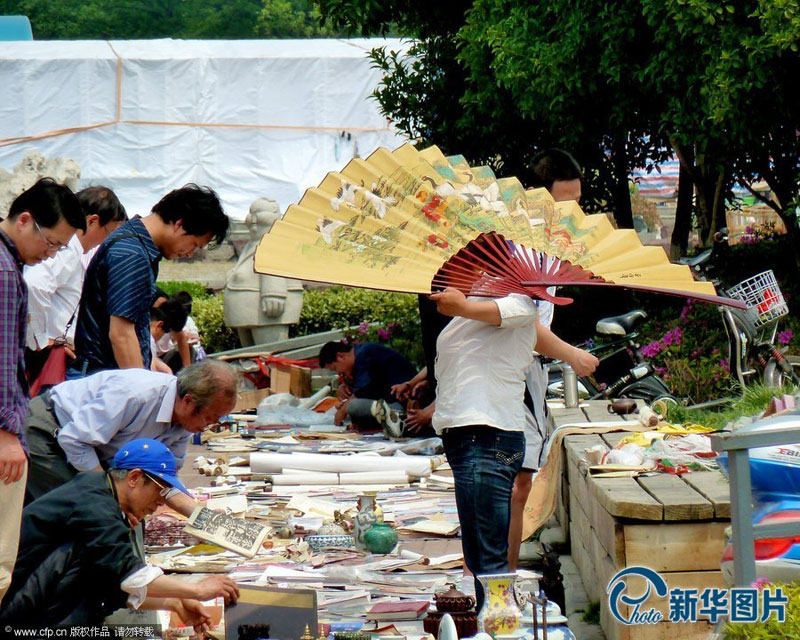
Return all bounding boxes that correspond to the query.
[727,270,788,327]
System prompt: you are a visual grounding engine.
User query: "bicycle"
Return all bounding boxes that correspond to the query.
[681,232,800,390]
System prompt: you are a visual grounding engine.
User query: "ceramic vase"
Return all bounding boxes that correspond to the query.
[353,492,378,551]
[476,573,525,636]
[363,521,398,554]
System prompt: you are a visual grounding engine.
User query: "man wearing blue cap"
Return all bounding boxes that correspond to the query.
[0,438,239,629]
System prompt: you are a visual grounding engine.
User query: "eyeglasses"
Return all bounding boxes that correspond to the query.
[144,472,173,498]
[33,220,69,252]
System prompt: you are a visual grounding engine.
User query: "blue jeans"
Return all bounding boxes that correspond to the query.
[442,426,525,611]
[65,360,106,381]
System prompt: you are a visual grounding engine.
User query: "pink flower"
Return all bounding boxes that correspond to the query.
[358,322,369,335]
[680,299,694,322]
[642,341,663,358]
[778,329,794,346]
[661,327,682,348]
[751,577,770,590]
[720,358,730,373]
[377,329,391,341]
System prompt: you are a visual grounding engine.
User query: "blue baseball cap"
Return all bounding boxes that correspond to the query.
[111,438,191,496]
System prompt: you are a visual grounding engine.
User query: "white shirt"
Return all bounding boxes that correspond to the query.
[121,565,164,609]
[432,294,538,434]
[150,334,160,371]
[24,234,85,349]
[52,369,191,471]
[156,315,200,354]
[519,247,556,331]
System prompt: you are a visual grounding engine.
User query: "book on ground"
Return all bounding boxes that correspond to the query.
[184,506,271,558]
[366,600,430,621]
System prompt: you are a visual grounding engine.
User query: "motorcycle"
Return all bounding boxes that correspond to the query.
[717,408,800,585]
[546,309,677,404]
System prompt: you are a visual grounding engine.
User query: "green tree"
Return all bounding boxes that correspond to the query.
[460,0,674,228]
[0,0,321,39]
[640,0,800,260]
[319,0,800,261]
[256,0,339,37]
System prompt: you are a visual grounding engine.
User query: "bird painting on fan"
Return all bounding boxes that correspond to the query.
[316,217,345,245]
[330,182,358,211]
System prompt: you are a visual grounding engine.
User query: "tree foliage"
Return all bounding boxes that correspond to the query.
[0,0,339,39]
[256,0,339,37]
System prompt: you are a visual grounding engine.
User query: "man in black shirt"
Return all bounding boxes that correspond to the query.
[1,438,238,629]
[319,341,417,436]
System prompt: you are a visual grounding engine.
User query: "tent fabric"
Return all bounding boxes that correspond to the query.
[0,39,409,219]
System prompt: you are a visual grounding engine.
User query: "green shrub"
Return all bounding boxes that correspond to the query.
[723,581,800,639]
[192,293,240,354]
[343,320,425,369]
[293,286,419,336]
[156,280,213,301]
[294,287,424,366]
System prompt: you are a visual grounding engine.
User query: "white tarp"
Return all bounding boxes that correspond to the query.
[0,38,409,219]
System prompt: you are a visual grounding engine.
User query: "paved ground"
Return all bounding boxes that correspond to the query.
[562,555,606,640]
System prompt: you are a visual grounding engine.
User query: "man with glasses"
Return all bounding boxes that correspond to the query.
[0,438,239,628]
[0,178,84,606]
[24,187,127,377]
[22,359,239,521]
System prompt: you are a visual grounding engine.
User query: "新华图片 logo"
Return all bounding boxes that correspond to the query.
[607,566,788,626]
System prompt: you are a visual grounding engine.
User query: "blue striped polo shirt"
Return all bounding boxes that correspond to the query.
[74,216,162,371]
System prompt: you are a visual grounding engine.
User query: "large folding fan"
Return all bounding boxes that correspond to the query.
[253,143,744,309]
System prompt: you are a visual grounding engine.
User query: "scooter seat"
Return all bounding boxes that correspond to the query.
[596,310,648,336]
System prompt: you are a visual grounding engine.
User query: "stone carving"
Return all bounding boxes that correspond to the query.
[0,151,81,216]
[224,197,303,347]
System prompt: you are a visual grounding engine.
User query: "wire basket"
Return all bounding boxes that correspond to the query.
[727,270,789,327]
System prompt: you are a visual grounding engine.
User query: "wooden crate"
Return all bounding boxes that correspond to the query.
[563,431,730,640]
[269,363,312,397]
[232,387,270,412]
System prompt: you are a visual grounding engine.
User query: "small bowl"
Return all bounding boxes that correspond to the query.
[305,534,355,552]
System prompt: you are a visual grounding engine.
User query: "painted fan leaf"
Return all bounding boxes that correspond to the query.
[254,144,744,309]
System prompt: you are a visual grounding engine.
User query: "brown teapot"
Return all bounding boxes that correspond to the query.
[434,583,476,612]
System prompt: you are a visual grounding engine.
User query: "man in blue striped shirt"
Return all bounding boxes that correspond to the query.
[72,185,229,376]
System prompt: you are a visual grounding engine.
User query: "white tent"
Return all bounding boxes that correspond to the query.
[0,38,409,219]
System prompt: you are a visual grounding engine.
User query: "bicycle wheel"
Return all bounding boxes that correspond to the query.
[763,355,800,388]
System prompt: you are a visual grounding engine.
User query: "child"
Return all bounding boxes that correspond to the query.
[149,301,187,374]
[156,291,204,370]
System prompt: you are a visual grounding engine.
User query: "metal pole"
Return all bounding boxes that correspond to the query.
[727,448,756,587]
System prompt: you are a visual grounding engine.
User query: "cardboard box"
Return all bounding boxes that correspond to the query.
[233,388,270,412]
[269,363,312,397]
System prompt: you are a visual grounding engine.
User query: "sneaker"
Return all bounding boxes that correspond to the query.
[371,400,404,438]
